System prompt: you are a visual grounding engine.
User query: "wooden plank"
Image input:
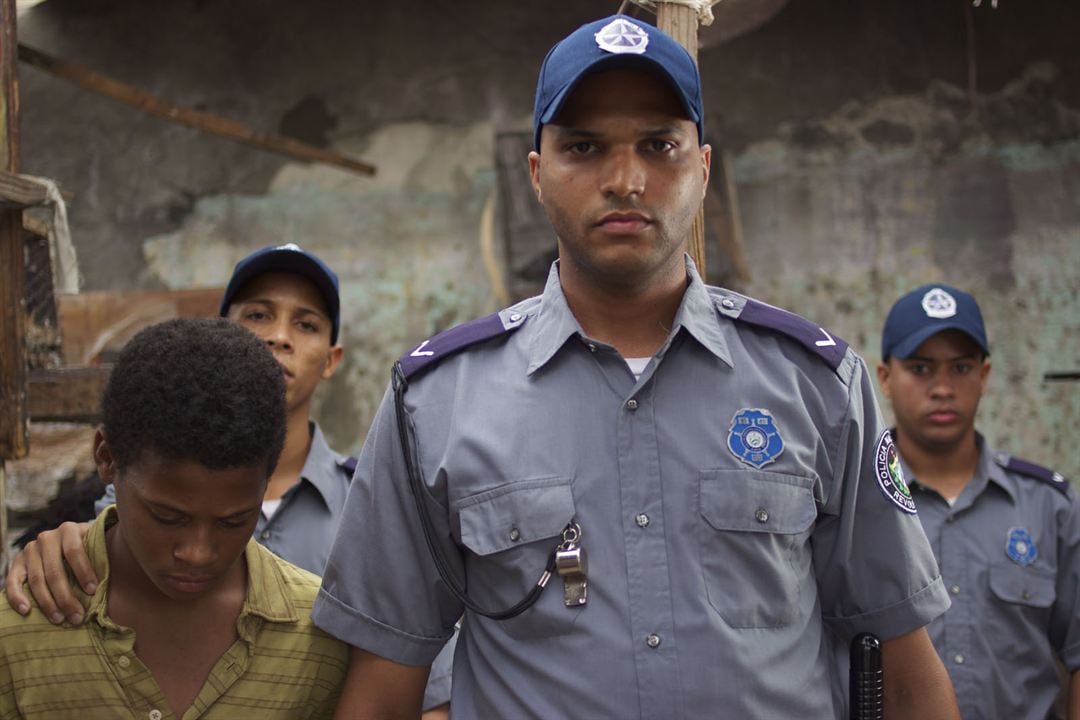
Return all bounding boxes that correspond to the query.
[56,287,222,365]
[18,44,377,177]
[0,0,28,461]
[655,3,707,277]
[28,367,111,423]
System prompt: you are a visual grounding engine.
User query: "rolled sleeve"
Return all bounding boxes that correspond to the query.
[813,355,950,642]
[312,384,461,666]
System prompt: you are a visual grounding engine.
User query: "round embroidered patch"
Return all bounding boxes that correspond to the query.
[875,430,916,514]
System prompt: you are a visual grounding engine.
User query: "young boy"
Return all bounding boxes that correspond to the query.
[0,318,348,719]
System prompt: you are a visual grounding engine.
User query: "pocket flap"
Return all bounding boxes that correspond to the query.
[700,470,816,535]
[457,477,575,556]
[989,561,1055,608]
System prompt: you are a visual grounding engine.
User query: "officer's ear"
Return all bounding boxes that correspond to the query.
[93,429,118,486]
[876,360,893,398]
[528,150,543,203]
[322,345,345,381]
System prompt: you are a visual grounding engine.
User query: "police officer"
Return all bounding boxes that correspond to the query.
[311,15,959,719]
[877,283,1080,720]
[4,244,454,717]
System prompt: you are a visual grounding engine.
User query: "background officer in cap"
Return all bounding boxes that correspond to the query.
[312,15,958,719]
[877,283,1080,720]
[4,244,454,717]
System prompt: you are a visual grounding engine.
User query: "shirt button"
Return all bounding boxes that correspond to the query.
[635,513,650,528]
[260,529,271,540]
[509,527,521,542]
[587,343,597,353]
[509,313,522,322]
[721,297,736,309]
[945,515,955,524]
[117,655,131,669]
[755,508,769,523]
[646,634,662,648]
[950,585,960,595]
[1022,589,1031,600]
[149,710,163,720]
[626,399,638,411]
[953,654,965,665]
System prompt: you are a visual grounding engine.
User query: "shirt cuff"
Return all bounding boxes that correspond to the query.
[824,576,951,642]
[311,587,451,667]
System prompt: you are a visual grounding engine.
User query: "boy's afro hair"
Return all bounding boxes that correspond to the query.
[102,317,286,474]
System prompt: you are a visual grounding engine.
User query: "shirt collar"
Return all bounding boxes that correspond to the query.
[526,256,732,374]
[899,432,1017,505]
[297,421,350,510]
[84,505,300,630]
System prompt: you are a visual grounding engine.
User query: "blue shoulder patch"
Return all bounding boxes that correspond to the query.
[996,453,1071,497]
[735,298,849,373]
[398,311,526,380]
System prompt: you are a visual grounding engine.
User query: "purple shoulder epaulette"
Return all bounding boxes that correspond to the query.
[735,298,849,373]
[996,453,1071,497]
[340,455,359,479]
[398,311,526,380]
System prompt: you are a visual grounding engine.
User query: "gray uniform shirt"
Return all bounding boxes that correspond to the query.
[314,260,950,718]
[906,435,1080,720]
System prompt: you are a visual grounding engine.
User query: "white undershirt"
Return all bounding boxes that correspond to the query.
[625,357,651,380]
[261,498,283,519]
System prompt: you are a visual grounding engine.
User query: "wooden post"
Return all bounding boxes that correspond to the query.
[1,0,25,571]
[655,3,706,277]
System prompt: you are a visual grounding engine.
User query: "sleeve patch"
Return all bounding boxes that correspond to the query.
[398,312,524,379]
[736,298,849,373]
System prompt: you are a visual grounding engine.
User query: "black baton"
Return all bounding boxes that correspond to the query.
[850,633,883,720]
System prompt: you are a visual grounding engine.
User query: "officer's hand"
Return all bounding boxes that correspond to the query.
[4,521,95,625]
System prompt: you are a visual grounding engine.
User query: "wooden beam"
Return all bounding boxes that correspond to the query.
[655,3,707,277]
[28,367,111,423]
[18,44,377,177]
[1,0,28,462]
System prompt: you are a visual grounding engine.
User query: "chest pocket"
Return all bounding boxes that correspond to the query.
[989,561,1055,609]
[699,469,817,628]
[455,476,577,639]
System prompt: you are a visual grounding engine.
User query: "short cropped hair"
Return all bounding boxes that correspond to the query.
[102,318,286,474]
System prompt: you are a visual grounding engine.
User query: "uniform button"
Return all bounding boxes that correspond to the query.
[509,313,522,322]
[149,710,163,720]
[509,527,521,542]
[260,529,271,540]
[587,343,597,353]
[721,297,736,309]
[953,654,965,665]
[1022,589,1031,600]
[635,513,650,528]
[117,655,131,669]
[950,585,960,596]
[755,508,769,523]
[646,634,662,648]
[945,515,955,524]
[626,399,638,411]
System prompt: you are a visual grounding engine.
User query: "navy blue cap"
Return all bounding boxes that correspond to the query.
[219,244,341,344]
[881,283,989,361]
[533,14,704,151]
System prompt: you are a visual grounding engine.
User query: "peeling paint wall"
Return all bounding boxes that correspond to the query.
[14,0,1080,482]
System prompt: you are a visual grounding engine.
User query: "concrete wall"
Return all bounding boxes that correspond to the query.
[15,0,1080,480]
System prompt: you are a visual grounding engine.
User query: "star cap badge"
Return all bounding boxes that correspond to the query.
[594,18,650,55]
[921,287,957,319]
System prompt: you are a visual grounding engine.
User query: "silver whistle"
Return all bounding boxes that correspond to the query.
[556,521,588,607]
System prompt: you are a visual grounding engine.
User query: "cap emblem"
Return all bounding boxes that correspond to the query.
[595,18,649,55]
[921,287,957,319]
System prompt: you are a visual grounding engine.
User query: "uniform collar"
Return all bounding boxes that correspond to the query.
[526,255,732,374]
[84,505,299,631]
[900,432,1017,506]
[297,421,350,510]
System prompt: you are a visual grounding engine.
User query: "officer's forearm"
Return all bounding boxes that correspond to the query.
[1068,669,1080,720]
[881,627,960,720]
[332,646,429,720]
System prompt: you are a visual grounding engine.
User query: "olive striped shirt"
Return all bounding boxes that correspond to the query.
[0,506,348,719]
